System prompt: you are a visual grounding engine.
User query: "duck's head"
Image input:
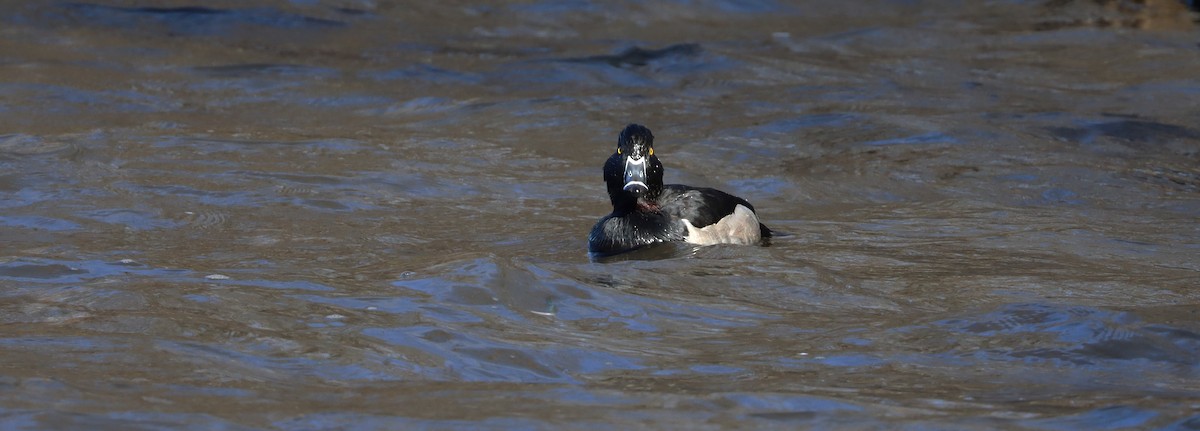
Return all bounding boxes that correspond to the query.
[604,124,664,207]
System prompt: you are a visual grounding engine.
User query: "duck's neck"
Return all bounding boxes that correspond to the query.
[610,193,660,215]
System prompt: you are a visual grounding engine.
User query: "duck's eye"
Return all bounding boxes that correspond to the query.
[617,148,622,155]
[648,148,654,156]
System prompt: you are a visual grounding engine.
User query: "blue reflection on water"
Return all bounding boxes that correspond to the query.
[58,4,346,35]
[0,216,81,231]
[1021,405,1159,430]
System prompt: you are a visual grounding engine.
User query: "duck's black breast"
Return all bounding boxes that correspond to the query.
[587,209,685,255]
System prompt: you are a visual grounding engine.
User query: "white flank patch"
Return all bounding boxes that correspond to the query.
[682,204,762,246]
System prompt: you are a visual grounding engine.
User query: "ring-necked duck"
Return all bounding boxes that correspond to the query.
[588,124,771,255]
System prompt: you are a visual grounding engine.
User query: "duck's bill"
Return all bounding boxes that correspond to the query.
[623,157,648,195]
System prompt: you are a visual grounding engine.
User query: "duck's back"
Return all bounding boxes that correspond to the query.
[659,185,770,245]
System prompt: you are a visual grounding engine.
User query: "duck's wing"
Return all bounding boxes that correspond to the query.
[660,185,755,229]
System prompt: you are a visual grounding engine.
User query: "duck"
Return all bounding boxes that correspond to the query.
[588,124,771,256]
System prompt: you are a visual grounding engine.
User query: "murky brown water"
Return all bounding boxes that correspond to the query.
[2,1,1199,429]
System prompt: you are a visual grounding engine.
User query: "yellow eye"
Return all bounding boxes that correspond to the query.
[617,148,622,155]
[648,148,654,156]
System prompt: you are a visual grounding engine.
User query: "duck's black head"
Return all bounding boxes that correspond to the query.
[603,124,665,210]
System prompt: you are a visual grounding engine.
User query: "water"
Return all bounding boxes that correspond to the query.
[2,1,1199,429]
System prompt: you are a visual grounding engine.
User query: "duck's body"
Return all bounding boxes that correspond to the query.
[588,124,770,256]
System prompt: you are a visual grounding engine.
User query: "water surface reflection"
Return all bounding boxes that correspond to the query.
[1,0,1198,429]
